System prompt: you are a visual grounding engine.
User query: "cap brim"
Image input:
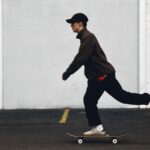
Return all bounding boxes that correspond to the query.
[66,19,73,23]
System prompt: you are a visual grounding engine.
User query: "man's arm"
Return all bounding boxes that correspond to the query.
[62,36,94,80]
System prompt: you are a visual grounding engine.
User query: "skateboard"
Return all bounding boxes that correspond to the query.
[66,132,126,144]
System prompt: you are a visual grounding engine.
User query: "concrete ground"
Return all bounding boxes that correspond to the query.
[0,108,149,150]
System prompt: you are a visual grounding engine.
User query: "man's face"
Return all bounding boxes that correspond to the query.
[71,21,82,32]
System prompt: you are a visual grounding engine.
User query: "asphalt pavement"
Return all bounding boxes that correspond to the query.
[0,108,149,150]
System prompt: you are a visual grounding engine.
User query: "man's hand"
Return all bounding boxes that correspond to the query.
[62,72,70,80]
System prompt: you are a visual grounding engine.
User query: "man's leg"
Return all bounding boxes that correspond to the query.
[83,80,104,127]
[104,73,150,105]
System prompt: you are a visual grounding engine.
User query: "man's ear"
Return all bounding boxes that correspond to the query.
[79,21,84,27]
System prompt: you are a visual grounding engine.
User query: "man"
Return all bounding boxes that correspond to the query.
[62,13,150,136]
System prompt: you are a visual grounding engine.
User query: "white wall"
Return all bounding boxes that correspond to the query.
[2,0,141,109]
[0,0,2,109]
[146,0,150,93]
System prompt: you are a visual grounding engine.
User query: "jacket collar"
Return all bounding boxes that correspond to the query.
[76,27,87,39]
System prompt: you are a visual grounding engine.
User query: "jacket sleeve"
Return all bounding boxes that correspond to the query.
[64,36,94,77]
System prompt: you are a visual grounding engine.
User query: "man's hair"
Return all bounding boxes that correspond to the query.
[82,21,87,27]
[75,21,87,27]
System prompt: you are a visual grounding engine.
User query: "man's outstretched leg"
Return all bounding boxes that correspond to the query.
[83,80,106,136]
[104,73,150,105]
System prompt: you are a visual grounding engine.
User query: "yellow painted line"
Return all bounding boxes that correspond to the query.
[59,108,70,124]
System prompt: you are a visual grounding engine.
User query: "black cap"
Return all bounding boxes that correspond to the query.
[66,13,88,24]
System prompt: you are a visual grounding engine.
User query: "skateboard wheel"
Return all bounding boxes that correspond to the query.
[112,138,118,144]
[78,139,83,144]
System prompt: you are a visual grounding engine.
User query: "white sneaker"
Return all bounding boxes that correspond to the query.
[83,127,107,136]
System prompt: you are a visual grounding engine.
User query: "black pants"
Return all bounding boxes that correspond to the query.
[83,72,150,127]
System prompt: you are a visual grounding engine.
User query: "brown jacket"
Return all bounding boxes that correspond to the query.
[64,28,116,80]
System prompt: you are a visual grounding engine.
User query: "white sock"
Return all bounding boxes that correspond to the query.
[95,124,104,131]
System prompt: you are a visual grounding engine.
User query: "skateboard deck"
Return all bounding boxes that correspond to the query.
[66,132,126,144]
